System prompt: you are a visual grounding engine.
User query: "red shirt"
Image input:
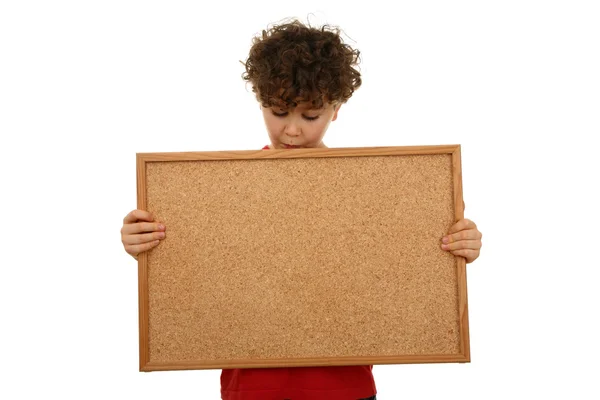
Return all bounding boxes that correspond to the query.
[219,145,377,400]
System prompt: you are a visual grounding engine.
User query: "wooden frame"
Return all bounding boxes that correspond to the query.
[136,145,469,371]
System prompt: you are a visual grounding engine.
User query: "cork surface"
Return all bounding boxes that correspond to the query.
[141,147,464,369]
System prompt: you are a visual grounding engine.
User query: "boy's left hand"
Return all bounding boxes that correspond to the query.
[441,216,482,264]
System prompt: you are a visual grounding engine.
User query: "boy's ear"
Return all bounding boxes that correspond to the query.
[331,103,341,121]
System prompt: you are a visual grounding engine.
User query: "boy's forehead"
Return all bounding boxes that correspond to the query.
[275,102,324,111]
[272,97,333,111]
[269,88,332,110]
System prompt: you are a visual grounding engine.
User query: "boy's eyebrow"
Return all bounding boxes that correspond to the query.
[273,108,322,114]
[274,104,325,112]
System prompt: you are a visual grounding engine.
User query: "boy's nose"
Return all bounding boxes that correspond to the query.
[284,125,301,136]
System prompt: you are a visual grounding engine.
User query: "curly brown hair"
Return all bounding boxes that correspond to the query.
[240,18,362,110]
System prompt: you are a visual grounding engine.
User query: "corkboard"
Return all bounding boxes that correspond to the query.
[136,145,469,372]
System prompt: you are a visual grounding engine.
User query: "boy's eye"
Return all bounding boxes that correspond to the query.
[271,111,319,121]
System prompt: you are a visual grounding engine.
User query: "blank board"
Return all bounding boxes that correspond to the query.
[136,145,470,372]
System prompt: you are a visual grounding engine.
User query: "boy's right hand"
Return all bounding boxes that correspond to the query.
[121,209,166,260]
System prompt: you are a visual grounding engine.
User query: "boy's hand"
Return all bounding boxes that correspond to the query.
[440,203,482,264]
[120,209,166,260]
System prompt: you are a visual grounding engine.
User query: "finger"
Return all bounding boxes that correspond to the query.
[126,240,161,257]
[449,248,478,262]
[121,221,165,236]
[444,229,481,244]
[448,218,476,235]
[123,209,154,224]
[122,230,165,245]
[441,239,482,251]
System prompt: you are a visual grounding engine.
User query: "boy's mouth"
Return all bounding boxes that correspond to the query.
[283,144,301,148]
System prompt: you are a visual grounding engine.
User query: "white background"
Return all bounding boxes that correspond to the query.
[1,1,599,399]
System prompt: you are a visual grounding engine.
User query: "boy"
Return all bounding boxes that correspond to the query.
[120,18,483,400]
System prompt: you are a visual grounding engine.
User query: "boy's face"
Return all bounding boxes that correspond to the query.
[260,100,341,149]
